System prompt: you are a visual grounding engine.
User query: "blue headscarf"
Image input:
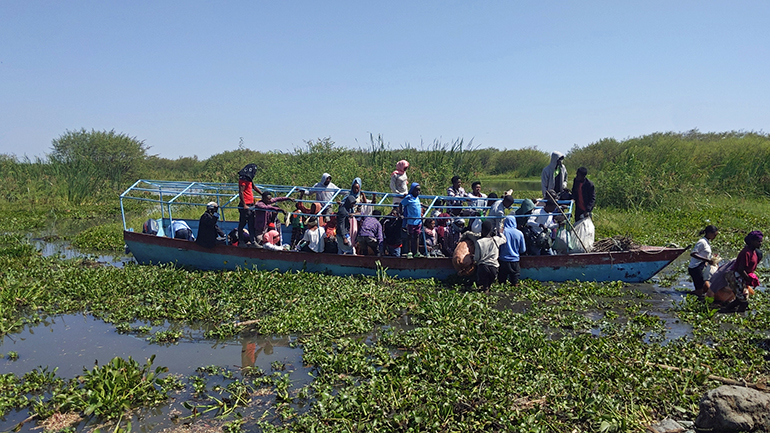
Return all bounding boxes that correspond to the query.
[402,183,422,227]
[408,182,420,196]
[349,178,362,198]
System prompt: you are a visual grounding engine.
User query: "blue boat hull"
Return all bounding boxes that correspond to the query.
[125,231,684,283]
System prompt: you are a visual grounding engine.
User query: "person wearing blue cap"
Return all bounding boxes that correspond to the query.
[401,182,423,258]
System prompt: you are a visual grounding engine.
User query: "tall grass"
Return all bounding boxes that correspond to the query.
[3,130,770,211]
[568,130,770,208]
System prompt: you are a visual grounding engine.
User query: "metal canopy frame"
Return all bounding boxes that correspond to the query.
[120,180,573,244]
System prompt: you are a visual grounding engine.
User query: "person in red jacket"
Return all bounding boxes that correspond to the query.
[237,164,262,246]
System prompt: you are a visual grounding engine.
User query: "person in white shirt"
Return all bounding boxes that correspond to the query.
[313,173,339,204]
[170,220,195,241]
[298,217,326,253]
[688,225,719,296]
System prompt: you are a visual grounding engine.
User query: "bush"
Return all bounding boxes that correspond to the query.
[50,129,149,203]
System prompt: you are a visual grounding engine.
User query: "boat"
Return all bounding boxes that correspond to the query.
[121,180,684,283]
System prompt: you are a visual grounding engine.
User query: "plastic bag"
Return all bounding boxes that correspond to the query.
[553,227,578,255]
[572,217,595,253]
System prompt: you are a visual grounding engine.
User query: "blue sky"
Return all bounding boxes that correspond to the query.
[2,1,768,159]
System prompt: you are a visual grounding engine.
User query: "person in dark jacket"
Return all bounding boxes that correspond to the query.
[336,195,357,255]
[196,202,225,248]
[571,167,595,222]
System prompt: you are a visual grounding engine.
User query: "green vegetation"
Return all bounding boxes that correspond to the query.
[1,129,769,431]
[0,232,768,431]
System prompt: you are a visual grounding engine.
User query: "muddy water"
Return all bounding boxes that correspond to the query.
[0,315,310,433]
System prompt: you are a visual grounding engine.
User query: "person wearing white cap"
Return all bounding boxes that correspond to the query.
[196,202,225,248]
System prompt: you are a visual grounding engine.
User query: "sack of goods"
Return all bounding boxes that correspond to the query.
[572,216,595,253]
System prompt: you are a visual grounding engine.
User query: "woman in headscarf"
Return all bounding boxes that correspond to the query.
[390,160,410,206]
[336,195,358,255]
[706,230,763,313]
[348,177,371,215]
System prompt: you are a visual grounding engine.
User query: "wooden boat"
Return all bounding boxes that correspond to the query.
[121,180,684,283]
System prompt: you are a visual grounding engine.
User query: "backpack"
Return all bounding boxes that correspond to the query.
[142,218,159,235]
[238,163,258,182]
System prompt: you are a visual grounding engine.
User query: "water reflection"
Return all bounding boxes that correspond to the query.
[31,238,135,268]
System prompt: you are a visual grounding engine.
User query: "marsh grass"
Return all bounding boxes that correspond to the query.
[0,231,768,432]
[3,130,770,431]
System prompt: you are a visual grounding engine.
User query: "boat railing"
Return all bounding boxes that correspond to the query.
[121,180,573,240]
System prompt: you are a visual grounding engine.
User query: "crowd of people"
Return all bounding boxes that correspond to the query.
[176,156,598,286]
[157,153,765,306]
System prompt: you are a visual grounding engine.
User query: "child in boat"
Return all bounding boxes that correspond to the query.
[473,220,506,292]
[324,215,338,254]
[289,203,306,248]
[420,219,443,257]
[262,223,283,251]
[688,225,719,296]
[298,217,325,253]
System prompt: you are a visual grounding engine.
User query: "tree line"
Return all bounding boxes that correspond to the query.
[1,129,769,209]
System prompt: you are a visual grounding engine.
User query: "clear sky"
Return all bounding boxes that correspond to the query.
[2,1,769,160]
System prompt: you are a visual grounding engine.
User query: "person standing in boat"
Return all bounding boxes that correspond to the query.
[390,160,409,207]
[313,173,339,205]
[687,225,719,296]
[401,182,424,258]
[348,177,371,215]
[336,195,357,255]
[196,202,225,248]
[541,151,568,200]
[237,163,262,247]
[474,220,506,292]
[498,215,526,286]
[571,167,595,222]
[467,181,488,232]
[488,190,515,235]
[446,175,467,216]
[253,191,292,244]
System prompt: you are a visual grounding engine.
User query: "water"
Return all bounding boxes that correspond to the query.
[0,315,310,433]
[32,238,135,268]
